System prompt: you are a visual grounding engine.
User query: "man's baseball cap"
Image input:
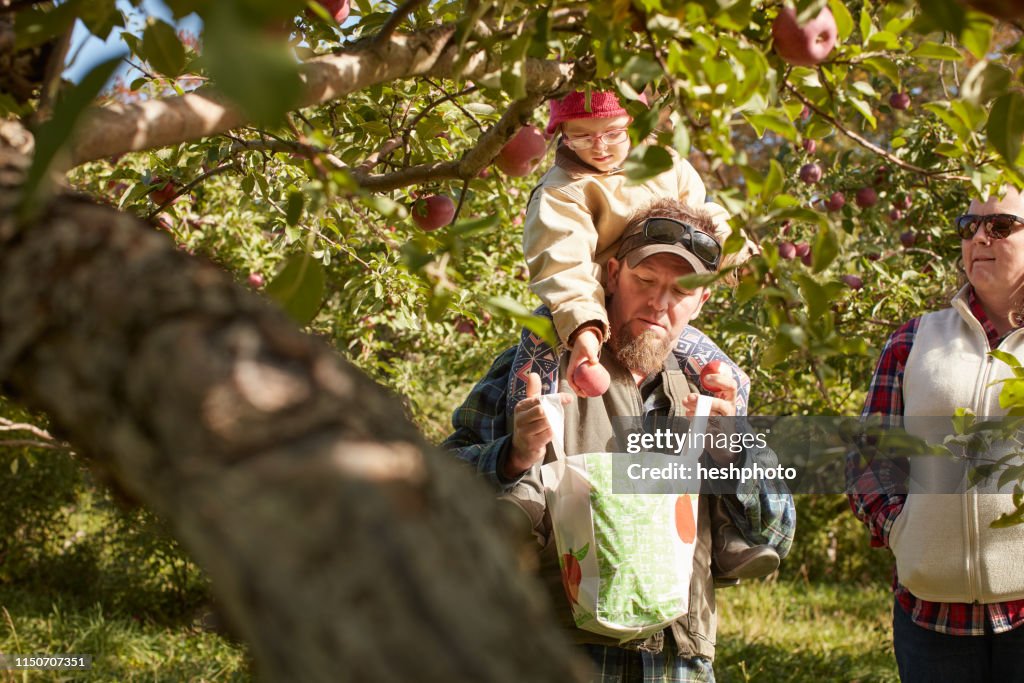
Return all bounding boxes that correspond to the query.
[615,216,722,274]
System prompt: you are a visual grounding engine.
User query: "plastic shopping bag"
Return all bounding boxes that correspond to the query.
[539,395,710,642]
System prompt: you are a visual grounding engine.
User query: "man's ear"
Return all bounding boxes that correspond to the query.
[605,258,621,295]
[690,288,711,320]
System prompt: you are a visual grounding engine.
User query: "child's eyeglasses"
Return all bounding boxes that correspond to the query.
[618,217,723,271]
[563,128,629,151]
[955,213,1024,240]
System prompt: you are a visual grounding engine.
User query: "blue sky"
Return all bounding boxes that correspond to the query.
[63,0,202,83]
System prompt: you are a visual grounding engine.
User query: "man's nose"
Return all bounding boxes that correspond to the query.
[971,221,992,244]
[649,287,670,311]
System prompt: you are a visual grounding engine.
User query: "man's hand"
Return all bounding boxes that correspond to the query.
[567,328,602,397]
[505,373,574,480]
[683,366,738,464]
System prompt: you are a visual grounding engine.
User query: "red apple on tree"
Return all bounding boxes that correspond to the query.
[802,138,817,154]
[496,125,547,177]
[825,191,846,212]
[841,274,864,290]
[855,187,878,208]
[889,208,903,222]
[150,179,178,205]
[889,92,911,110]
[772,6,838,67]
[779,241,797,260]
[799,162,822,184]
[411,194,456,231]
[315,0,350,22]
[900,230,917,248]
[247,272,265,288]
[454,316,476,336]
[894,193,913,210]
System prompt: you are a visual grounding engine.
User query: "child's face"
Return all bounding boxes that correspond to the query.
[562,115,631,172]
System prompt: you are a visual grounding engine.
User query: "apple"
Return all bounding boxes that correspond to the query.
[800,246,813,266]
[855,187,878,208]
[873,165,890,187]
[247,272,265,288]
[454,316,476,336]
[841,274,864,290]
[899,230,917,248]
[150,179,178,205]
[699,359,724,391]
[781,219,792,234]
[799,162,822,184]
[779,241,797,260]
[675,495,696,544]
[411,194,456,231]
[315,0,350,22]
[772,6,838,67]
[561,552,582,604]
[889,208,903,222]
[802,138,817,154]
[889,92,911,110]
[477,167,491,179]
[795,242,810,258]
[961,0,1024,20]
[496,125,547,177]
[894,194,913,210]
[825,191,846,212]
[866,252,881,261]
[573,361,610,397]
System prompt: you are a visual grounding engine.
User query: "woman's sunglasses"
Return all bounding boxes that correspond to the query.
[955,213,1024,240]
[618,217,722,270]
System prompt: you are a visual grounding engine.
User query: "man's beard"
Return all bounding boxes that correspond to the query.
[610,326,674,377]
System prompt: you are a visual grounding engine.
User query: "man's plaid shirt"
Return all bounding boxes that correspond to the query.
[848,288,1024,636]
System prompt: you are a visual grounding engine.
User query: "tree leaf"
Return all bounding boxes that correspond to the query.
[987,92,1024,166]
[910,42,964,61]
[812,224,839,273]
[915,0,966,34]
[960,12,994,60]
[828,0,854,40]
[265,253,326,326]
[142,18,187,78]
[21,57,120,216]
[961,61,1011,106]
[486,297,558,350]
[624,145,673,182]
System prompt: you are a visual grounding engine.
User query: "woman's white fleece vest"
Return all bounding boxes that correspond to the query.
[891,286,1024,603]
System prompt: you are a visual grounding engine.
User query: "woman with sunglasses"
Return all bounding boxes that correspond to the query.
[517,90,758,403]
[850,186,1024,682]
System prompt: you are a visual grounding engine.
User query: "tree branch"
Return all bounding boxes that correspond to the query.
[783,80,969,182]
[373,0,427,45]
[145,161,240,220]
[70,25,578,168]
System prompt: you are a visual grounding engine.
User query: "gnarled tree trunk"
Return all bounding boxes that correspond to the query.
[0,122,589,682]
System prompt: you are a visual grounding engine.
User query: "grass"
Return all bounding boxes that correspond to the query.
[0,586,250,683]
[715,580,898,683]
[0,578,899,683]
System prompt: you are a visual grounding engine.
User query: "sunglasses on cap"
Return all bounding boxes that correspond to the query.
[955,213,1024,240]
[617,217,722,270]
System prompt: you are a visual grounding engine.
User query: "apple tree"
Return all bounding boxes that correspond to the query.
[1,0,1023,678]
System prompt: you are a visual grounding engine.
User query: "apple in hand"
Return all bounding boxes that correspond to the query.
[699,359,725,391]
[772,6,838,67]
[496,125,547,177]
[799,162,822,184]
[411,194,456,231]
[889,92,911,110]
[825,191,846,212]
[573,361,610,398]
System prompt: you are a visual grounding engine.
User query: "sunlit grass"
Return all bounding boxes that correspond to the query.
[715,580,898,683]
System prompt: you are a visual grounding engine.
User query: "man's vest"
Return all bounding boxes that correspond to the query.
[532,350,717,658]
[890,286,1024,603]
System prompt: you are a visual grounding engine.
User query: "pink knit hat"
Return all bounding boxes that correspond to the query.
[545,90,648,135]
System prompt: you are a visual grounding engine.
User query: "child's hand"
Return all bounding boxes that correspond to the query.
[567,328,604,397]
